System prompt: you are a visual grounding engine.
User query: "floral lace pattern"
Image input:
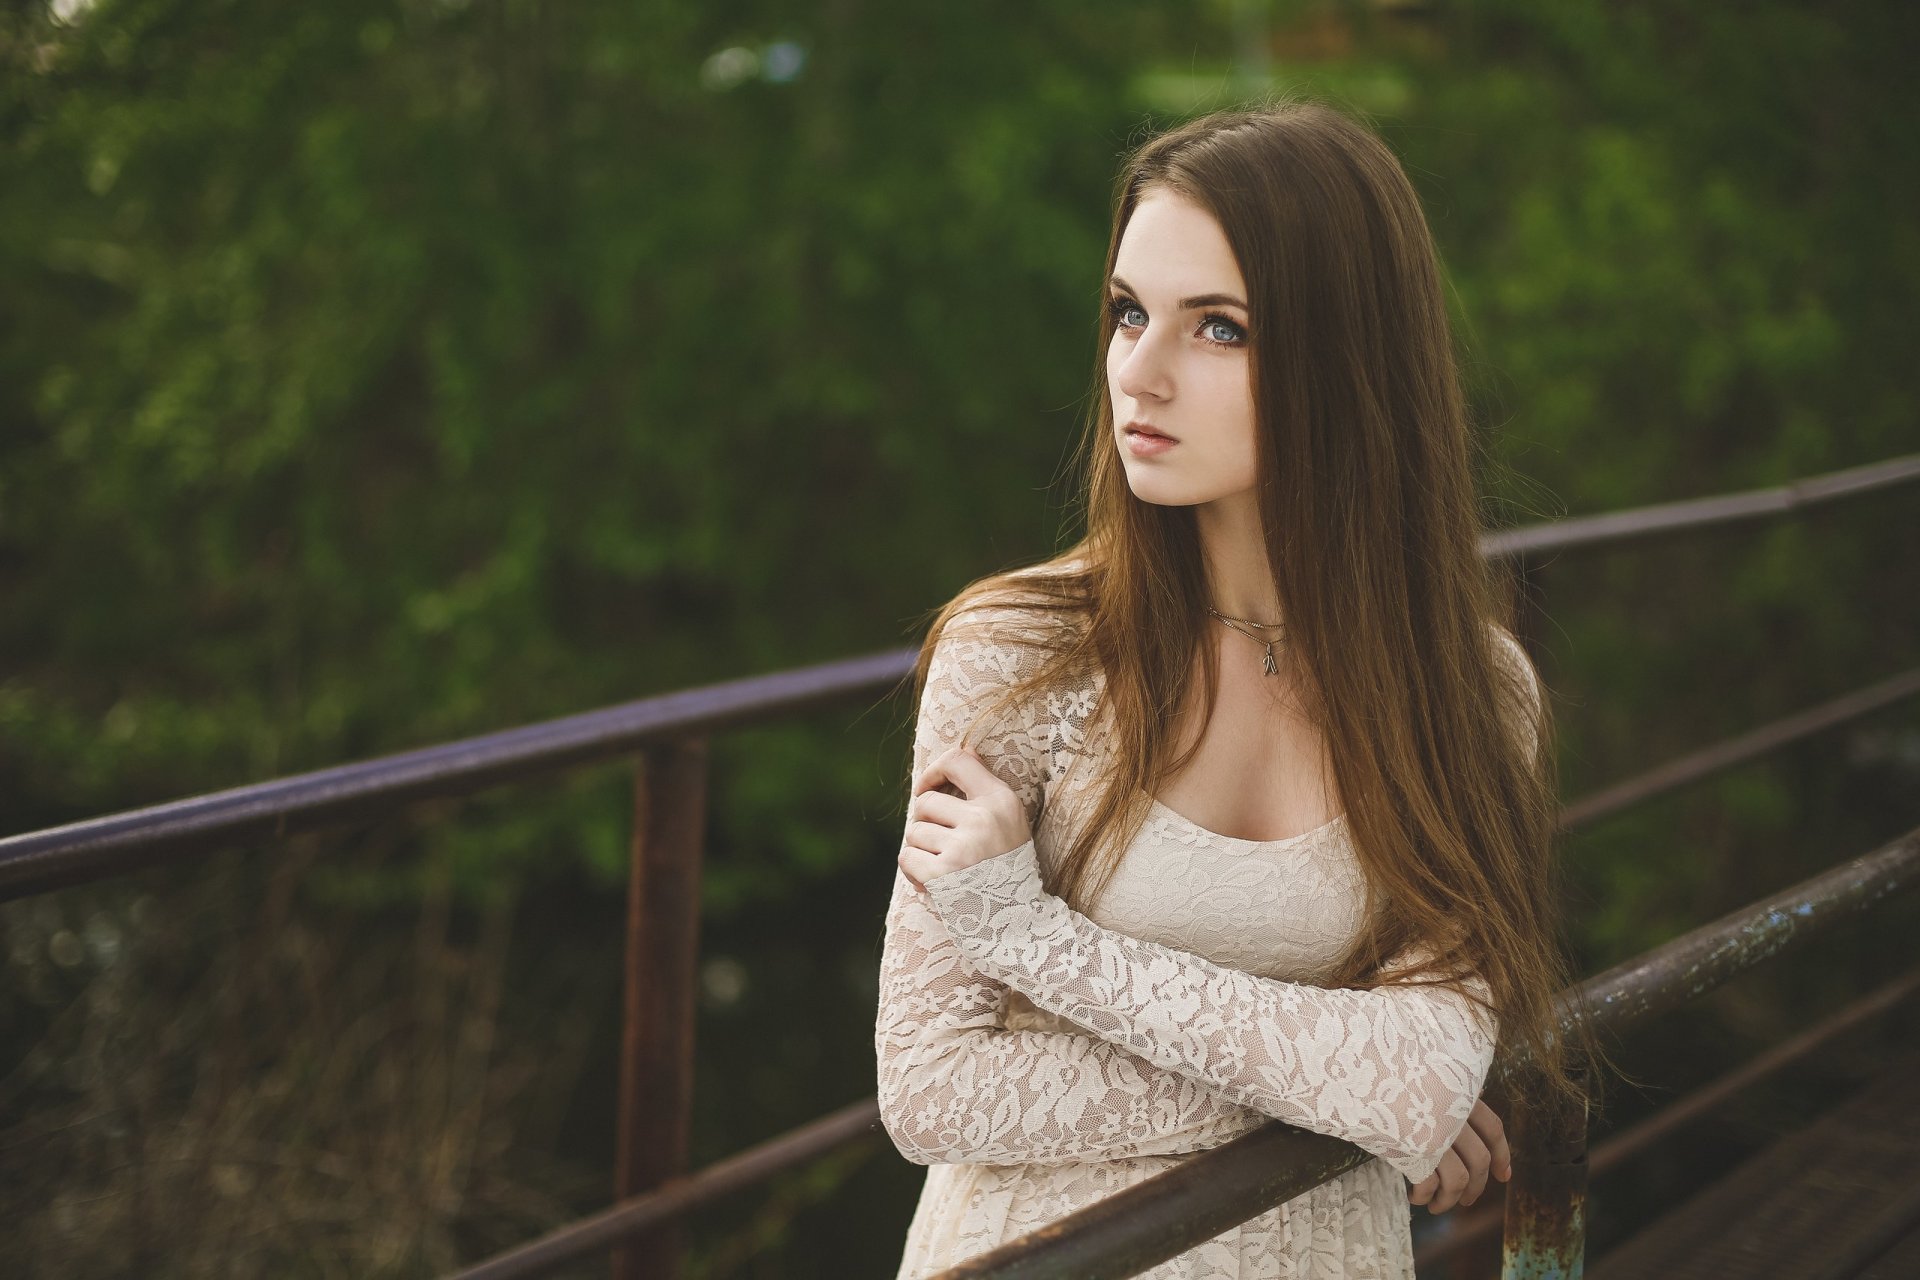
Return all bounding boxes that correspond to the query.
[924,840,1496,1185]
[875,598,1539,1278]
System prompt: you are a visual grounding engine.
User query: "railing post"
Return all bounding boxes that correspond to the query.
[612,738,709,1280]
[1500,1066,1590,1280]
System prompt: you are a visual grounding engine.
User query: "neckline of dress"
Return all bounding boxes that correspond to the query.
[1145,794,1347,851]
[1076,671,1348,852]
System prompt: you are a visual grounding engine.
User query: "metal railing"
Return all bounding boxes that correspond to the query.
[442,664,1920,1280]
[913,826,1920,1279]
[1408,964,1920,1272]
[3,452,1916,1280]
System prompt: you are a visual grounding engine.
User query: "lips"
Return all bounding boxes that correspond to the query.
[1123,421,1178,442]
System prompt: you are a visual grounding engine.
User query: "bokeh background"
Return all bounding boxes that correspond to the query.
[4,0,1918,1276]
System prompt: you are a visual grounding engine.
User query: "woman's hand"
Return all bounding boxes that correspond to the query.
[896,746,1034,893]
[1409,1097,1511,1214]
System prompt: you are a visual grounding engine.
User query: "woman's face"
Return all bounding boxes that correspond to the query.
[1106,188,1256,506]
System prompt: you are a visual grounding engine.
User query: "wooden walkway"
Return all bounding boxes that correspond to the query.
[1589,1047,1920,1279]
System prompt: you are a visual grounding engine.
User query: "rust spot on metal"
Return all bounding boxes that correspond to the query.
[1501,1076,1591,1280]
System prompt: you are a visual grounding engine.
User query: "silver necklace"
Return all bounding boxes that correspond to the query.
[1207,606,1287,677]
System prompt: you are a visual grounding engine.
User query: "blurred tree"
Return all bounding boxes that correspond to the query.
[1,0,1191,909]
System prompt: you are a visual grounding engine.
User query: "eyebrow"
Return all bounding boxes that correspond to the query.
[1108,275,1247,311]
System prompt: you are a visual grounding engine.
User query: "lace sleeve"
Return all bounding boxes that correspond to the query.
[922,843,1498,1184]
[874,606,1272,1166]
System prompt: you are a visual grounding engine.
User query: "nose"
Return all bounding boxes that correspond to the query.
[1111,319,1174,404]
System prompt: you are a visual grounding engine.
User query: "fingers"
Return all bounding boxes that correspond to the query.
[909,746,962,799]
[1411,1104,1507,1216]
[910,788,968,827]
[1450,1121,1492,1209]
[1414,1149,1470,1215]
[900,748,1022,894]
[899,788,966,881]
[897,845,941,890]
[897,862,925,894]
[912,746,1002,801]
[1467,1098,1513,1184]
[898,778,978,888]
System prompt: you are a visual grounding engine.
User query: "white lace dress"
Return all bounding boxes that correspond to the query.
[875,602,1529,1279]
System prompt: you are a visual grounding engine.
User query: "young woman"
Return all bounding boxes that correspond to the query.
[874,98,1594,1278]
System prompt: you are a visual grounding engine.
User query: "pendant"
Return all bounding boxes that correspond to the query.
[1262,644,1277,676]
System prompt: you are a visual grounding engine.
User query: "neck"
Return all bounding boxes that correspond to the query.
[1196,491,1284,623]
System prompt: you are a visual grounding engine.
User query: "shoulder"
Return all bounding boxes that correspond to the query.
[928,602,1053,671]
[916,562,1097,755]
[927,555,1093,659]
[1485,621,1545,758]
[1486,623,1542,707]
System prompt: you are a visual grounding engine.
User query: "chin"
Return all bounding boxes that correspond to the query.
[1122,473,1207,508]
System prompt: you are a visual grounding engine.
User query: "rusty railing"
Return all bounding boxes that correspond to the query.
[2,452,1915,1280]
[911,825,1920,1279]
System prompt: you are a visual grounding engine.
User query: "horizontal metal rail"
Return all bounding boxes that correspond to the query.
[1558,829,1919,1040]
[1558,667,1920,830]
[438,668,1920,1279]
[1414,965,1920,1270]
[1481,452,1920,559]
[4,453,1914,902]
[446,1097,883,1280]
[0,649,912,900]
[910,824,1920,1280]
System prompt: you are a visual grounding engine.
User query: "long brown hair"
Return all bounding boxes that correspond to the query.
[906,96,1601,1122]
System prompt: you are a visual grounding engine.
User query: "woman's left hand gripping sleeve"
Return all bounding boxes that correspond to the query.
[923,844,1499,1186]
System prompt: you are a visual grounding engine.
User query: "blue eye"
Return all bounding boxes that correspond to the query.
[1106,296,1247,349]
[1199,314,1246,347]
[1108,297,1147,330]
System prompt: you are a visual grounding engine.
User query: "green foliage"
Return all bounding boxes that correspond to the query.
[1,0,1194,912]
[2,0,1915,950]
[0,0,1912,971]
